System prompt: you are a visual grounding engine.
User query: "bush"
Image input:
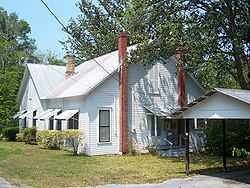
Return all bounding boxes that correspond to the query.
[37,130,83,155]
[23,128,37,144]
[16,133,24,142]
[36,130,64,149]
[2,127,19,141]
[63,130,82,155]
[232,147,250,158]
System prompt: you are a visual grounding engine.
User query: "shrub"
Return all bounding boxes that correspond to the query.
[232,147,250,158]
[23,128,37,144]
[36,130,64,149]
[36,130,83,155]
[2,127,19,141]
[63,130,82,155]
[16,133,24,142]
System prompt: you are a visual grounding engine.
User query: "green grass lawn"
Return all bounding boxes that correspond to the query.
[0,142,249,188]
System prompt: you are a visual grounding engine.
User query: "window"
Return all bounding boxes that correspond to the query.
[49,116,54,130]
[147,115,155,136]
[147,115,159,136]
[32,110,37,127]
[68,113,79,129]
[22,117,27,129]
[56,120,62,130]
[99,109,111,142]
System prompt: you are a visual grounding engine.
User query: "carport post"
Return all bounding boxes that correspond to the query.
[222,119,227,171]
[185,119,190,176]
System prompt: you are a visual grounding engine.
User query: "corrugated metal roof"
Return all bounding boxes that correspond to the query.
[13,110,27,119]
[27,64,65,99]
[215,88,250,104]
[171,88,250,117]
[47,45,137,99]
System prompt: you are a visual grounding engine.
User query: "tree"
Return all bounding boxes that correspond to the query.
[35,51,64,65]
[0,7,36,68]
[0,7,36,128]
[183,0,250,89]
[64,0,249,89]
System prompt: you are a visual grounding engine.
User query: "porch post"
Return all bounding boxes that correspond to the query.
[185,119,190,176]
[222,119,227,171]
[154,115,157,136]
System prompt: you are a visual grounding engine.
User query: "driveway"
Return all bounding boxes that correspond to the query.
[92,169,250,188]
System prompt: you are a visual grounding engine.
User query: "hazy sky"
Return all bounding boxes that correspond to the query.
[1,0,80,58]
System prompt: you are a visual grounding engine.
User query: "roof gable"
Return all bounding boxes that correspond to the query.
[26,64,65,99]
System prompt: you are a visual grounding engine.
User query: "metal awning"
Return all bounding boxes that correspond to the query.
[33,109,54,120]
[18,110,35,119]
[39,109,62,120]
[54,110,79,120]
[144,105,171,117]
[13,110,27,119]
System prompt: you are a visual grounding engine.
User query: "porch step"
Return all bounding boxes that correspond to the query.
[159,147,186,157]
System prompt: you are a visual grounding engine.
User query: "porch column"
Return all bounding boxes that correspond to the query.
[185,119,190,176]
[222,119,227,171]
[154,115,157,136]
[194,118,198,129]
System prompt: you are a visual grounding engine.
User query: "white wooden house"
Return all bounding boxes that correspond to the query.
[15,34,205,155]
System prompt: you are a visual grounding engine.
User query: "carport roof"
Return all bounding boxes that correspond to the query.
[172,88,250,117]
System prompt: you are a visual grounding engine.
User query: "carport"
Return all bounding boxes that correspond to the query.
[173,88,250,175]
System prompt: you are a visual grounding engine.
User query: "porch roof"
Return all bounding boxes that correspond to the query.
[171,88,250,119]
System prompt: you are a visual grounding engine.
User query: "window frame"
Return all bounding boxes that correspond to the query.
[98,108,112,143]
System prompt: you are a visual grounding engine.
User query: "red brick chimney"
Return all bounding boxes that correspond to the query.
[119,32,128,154]
[176,47,187,107]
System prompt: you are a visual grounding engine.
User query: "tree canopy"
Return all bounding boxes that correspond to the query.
[64,0,249,89]
[0,7,36,128]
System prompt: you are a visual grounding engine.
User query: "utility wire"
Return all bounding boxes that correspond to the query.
[39,0,176,112]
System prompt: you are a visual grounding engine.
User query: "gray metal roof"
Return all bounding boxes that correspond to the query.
[171,88,250,117]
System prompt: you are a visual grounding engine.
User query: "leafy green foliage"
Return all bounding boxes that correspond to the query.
[205,120,250,156]
[16,133,24,142]
[36,130,83,155]
[2,127,19,141]
[0,65,24,127]
[0,7,36,129]
[23,128,36,144]
[36,130,64,149]
[64,0,250,89]
[232,147,250,158]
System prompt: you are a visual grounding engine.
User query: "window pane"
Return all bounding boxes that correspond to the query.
[56,120,62,130]
[99,110,110,142]
[99,127,110,142]
[99,110,110,127]
[49,117,54,130]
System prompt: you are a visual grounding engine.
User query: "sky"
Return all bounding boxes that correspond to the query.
[1,0,80,59]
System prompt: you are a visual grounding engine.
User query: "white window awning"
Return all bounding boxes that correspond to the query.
[13,110,27,119]
[54,110,79,120]
[33,109,53,120]
[19,110,35,119]
[39,109,62,120]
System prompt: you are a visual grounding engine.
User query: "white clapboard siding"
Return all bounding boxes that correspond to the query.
[128,56,204,151]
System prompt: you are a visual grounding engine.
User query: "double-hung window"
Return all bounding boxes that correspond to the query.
[99,109,111,142]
